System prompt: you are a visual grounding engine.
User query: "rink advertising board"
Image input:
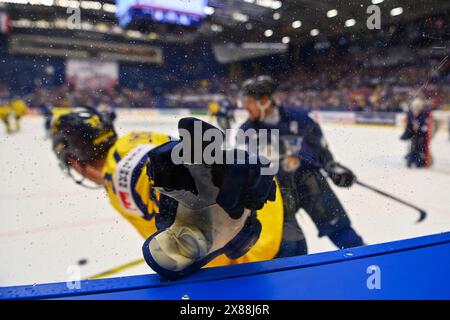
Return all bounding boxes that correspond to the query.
[66,59,119,90]
[311,111,356,124]
[354,112,397,126]
[2,232,450,300]
[115,108,160,118]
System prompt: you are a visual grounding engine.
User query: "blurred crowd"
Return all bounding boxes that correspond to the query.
[1,57,449,114]
[0,12,449,113]
[25,84,158,110]
[166,61,450,112]
[272,63,450,112]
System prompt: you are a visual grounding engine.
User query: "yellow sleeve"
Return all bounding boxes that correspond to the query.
[102,132,171,240]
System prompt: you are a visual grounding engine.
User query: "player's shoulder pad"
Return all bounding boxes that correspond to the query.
[279,106,313,125]
[239,119,257,131]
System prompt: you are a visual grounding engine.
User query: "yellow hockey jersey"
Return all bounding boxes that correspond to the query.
[208,101,220,115]
[10,99,28,117]
[0,104,11,121]
[102,131,171,239]
[102,131,284,267]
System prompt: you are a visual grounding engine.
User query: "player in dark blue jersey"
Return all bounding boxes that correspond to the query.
[216,98,235,131]
[96,97,117,125]
[400,98,433,168]
[238,76,365,257]
[38,102,53,138]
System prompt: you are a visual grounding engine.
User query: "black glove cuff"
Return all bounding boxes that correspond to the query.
[147,141,197,193]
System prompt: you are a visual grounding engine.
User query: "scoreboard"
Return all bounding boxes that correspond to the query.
[116,0,208,28]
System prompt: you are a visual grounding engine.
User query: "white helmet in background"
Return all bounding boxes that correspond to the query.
[410,97,425,114]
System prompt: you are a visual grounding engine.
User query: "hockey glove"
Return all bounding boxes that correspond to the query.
[142,118,276,279]
[325,161,356,188]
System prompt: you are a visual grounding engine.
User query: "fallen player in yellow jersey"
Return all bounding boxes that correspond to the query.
[10,98,28,132]
[50,107,284,278]
[0,103,12,134]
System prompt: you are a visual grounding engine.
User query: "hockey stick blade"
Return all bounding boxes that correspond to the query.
[356,180,427,223]
[417,210,427,223]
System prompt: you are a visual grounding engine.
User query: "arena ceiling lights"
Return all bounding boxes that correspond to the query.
[3,0,449,44]
[204,6,215,15]
[390,7,404,16]
[326,9,338,18]
[0,0,116,13]
[0,0,52,4]
[276,0,450,44]
[243,0,282,10]
[232,11,249,23]
[292,20,301,29]
[264,29,273,37]
[344,18,356,27]
[281,36,290,44]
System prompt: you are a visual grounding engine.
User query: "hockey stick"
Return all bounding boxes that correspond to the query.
[354,180,427,223]
[308,160,428,223]
[83,258,145,280]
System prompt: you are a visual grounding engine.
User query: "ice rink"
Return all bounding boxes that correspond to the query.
[1,114,450,287]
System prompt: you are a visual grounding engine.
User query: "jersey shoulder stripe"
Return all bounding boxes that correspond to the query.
[112,143,155,217]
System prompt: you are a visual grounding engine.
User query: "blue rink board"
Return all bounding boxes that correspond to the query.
[1,232,450,300]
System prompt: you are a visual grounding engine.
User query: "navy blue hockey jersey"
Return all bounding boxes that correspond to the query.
[239,106,334,169]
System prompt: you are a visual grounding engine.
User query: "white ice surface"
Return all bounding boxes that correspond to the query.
[1,115,449,286]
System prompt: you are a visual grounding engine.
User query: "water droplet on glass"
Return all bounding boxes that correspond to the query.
[344,252,353,257]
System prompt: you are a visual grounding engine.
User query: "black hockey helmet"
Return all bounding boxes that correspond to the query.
[51,106,117,170]
[239,76,277,120]
[240,75,277,99]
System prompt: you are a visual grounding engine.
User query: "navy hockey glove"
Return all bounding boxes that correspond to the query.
[325,161,356,188]
[143,118,275,279]
[147,117,276,218]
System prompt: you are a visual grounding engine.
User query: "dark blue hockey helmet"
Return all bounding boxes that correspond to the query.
[240,75,277,99]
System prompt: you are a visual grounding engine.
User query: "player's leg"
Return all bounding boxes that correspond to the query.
[225,117,231,130]
[275,203,308,258]
[405,138,414,167]
[1,117,12,134]
[275,173,308,258]
[44,114,52,138]
[15,115,21,132]
[296,168,364,249]
[217,115,230,131]
[411,135,428,167]
[417,136,427,167]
